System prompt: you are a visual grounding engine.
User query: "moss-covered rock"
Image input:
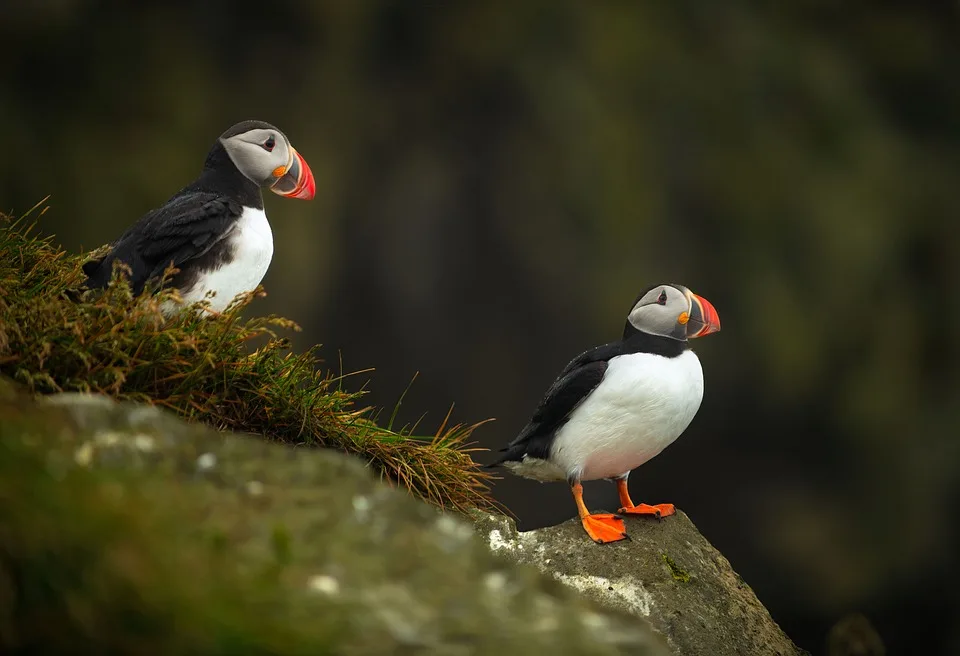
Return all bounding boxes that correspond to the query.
[0,380,668,655]
[474,511,806,656]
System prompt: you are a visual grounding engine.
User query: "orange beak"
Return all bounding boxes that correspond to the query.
[687,292,721,338]
[270,148,315,200]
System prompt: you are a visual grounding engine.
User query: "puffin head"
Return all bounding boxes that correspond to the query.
[625,283,721,341]
[217,120,315,200]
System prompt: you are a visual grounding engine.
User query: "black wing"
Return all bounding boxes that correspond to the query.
[82,191,243,295]
[490,342,622,466]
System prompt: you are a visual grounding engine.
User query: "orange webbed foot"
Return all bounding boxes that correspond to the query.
[580,513,629,544]
[570,481,630,544]
[615,478,675,519]
[618,502,675,518]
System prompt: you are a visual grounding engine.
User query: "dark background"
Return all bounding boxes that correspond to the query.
[3,2,959,654]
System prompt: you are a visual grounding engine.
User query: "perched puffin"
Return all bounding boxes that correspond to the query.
[489,283,721,544]
[82,120,315,314]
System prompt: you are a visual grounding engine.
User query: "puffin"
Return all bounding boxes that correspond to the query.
[82,120,315,314]
[488,283,721,544]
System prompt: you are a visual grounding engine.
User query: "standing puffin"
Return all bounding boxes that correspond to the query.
[82,120,315,314]
[489,283,721,544]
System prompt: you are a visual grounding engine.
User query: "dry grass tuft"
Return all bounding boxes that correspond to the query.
[0,201,498,513]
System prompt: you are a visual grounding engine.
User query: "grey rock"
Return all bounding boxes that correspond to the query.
[1,385,671,655]
[473,511,806,656]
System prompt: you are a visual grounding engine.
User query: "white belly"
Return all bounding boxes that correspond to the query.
[512,349,704,482]
[182,207,274,312]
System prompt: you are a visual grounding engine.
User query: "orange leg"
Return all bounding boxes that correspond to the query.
[616,478,675,518]
[571,482,628,544]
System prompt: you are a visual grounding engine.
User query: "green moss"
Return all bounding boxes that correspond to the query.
[0,383,663,655]
[271,524,292,565]
[0,404,349,653]
[0,206,496,513]
[661,553,690,583]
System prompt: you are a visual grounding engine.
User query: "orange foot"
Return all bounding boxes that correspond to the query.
[618,502,675,518]
[570,481,629,544]
[616,478,675,519]
[580,513,629,544]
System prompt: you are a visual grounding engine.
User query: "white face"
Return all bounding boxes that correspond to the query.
[627,284,692,340]
[220,127,294,187]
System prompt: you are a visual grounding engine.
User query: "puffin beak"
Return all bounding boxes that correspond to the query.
[686,291,721,338]
[270,147,315,200]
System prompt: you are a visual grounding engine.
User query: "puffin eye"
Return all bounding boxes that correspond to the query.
[263,137,276,152]
[657,290,668,305]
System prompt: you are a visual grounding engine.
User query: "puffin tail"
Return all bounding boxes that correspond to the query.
[484,445,518,470]
[81,257,108,290]
[483,459,504,470]
[62,287,84,303]
[56,259,104,303]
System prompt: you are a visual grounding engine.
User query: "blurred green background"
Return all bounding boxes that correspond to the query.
[3,2,958,653]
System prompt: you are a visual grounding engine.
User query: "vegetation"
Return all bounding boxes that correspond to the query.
[1,381,655,655]
[0,202,497,514]
[4,3,958,650]
[660,554,690,584]
[0,402,348,654]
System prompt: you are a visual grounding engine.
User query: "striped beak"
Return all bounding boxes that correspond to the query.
[270,147,315,200]
[686,291,721,338]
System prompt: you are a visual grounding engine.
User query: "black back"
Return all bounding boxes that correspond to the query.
[82,139,262,295]
[489,330,688,468]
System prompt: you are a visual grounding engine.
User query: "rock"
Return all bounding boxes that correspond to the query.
[474,511,806,656]
[0,382,670,655]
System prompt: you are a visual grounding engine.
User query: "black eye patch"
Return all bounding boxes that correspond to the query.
[657,290,667,305]
[263,136,276,151]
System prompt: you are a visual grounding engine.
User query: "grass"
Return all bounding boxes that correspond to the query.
[0,200,498,513]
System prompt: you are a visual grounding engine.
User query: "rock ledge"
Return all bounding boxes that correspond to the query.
[474,510,806,656]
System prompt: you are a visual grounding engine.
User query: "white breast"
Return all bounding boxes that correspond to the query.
[533,349,704,482]
[181,207,274,312]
